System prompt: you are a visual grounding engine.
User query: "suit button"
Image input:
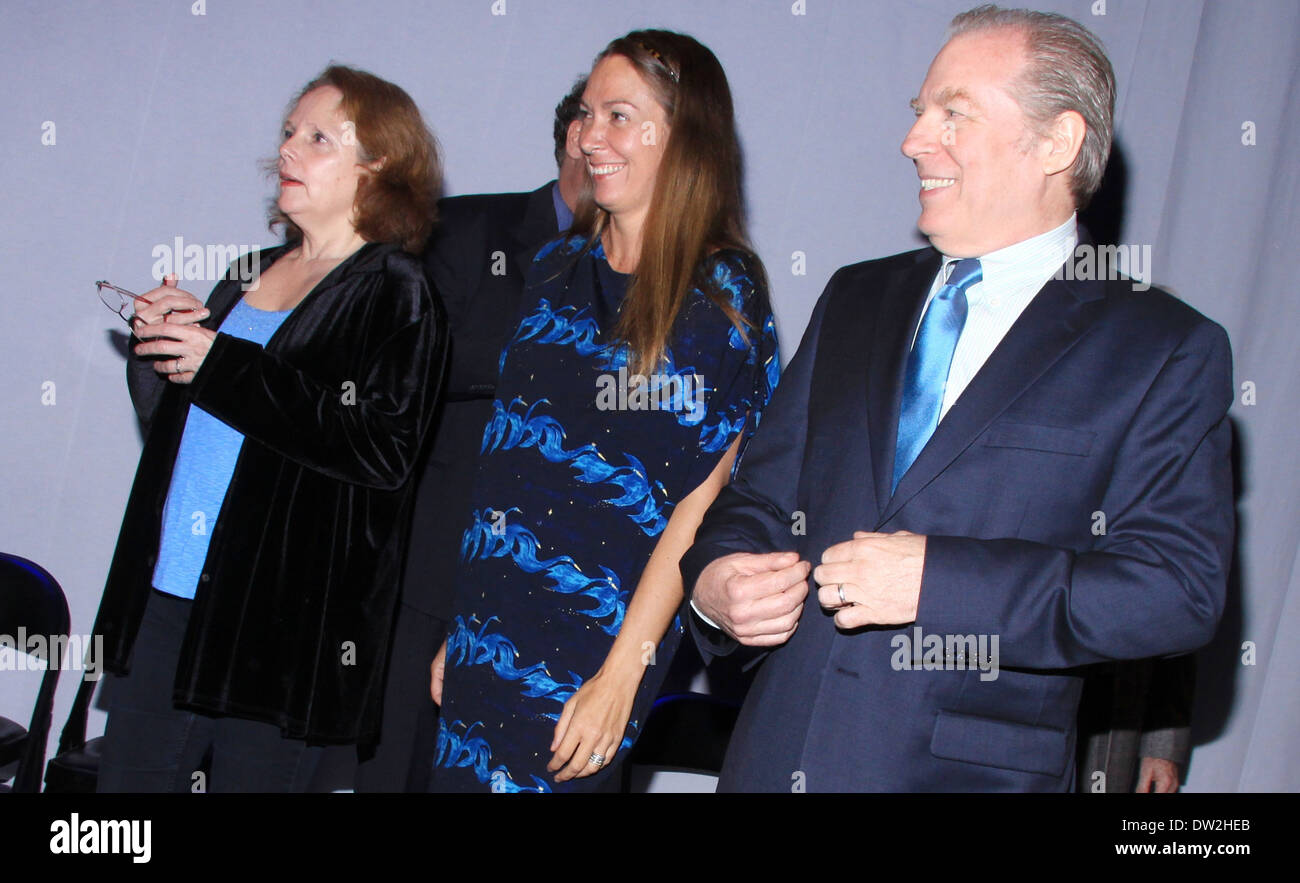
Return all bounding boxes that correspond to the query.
[200,573,210,583]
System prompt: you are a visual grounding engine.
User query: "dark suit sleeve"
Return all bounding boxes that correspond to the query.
[679,276,835,657]
[1136,654,1195,764]
[422,192,545,403]
[919,320,1234,668]
[188,256,448,491]
[126,346,166,429]
[424,203,478,337]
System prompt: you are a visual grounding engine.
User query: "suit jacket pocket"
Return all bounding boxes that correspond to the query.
[980,422,1095,456]
[930,710,1070,777]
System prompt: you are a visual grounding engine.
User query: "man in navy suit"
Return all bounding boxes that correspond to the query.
[679,5,1233,791]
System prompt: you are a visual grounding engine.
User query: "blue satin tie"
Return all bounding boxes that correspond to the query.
[892,258,982,493]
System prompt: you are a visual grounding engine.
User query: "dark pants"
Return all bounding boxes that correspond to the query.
[352,604,447,792]
[97,589,323,793]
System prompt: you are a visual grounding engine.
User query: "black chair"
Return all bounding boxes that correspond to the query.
[0,552,71,792]
[621,692,740,791]
[43,676,102,793]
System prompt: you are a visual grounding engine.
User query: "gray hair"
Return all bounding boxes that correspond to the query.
[949,4,1116,208]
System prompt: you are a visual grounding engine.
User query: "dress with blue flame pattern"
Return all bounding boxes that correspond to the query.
[432,236,779,792]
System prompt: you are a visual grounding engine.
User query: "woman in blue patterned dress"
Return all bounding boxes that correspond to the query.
[430,29,780,792]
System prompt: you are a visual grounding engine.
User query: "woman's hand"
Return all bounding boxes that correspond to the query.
[430,639,448,705]
[547,663,641,783]
[134,322,216,384]
[131,275,215,384]
[131,274,210,330]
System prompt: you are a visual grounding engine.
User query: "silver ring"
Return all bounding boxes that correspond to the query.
[837,584,847,606]
[588,752,606,767]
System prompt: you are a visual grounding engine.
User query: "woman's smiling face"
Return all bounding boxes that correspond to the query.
[578,54,671,224]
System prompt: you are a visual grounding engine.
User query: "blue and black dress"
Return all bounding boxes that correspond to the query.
[432,236,780,792]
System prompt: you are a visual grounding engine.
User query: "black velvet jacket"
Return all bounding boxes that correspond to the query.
[95,241,448,744]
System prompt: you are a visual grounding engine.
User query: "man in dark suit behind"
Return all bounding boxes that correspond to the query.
[1078,654,1195,793]
[353,77,588,791]
[679,5,1233,792]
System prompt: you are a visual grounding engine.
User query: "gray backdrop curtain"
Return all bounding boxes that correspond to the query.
[1,0,1295,791]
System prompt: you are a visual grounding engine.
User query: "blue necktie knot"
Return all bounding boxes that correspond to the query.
[891,258,982,493]
[944,258,983,294]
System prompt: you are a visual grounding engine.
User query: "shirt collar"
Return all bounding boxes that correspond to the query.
[938,213,1078,298]
[551,180,574,233]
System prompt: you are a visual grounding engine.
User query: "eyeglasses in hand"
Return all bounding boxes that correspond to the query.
[96,280,147,329]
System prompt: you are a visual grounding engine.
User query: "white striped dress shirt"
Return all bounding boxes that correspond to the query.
[917,214,1078,421]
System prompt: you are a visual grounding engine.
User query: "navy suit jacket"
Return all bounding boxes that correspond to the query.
[679,246,1234,792]
[402,182,560,620]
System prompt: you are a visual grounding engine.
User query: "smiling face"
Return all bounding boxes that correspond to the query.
[577,54,671,225]
[277,85,369,229]
[901,29,1066,257]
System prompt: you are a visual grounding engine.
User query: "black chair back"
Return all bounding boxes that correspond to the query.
[0,553,71,792]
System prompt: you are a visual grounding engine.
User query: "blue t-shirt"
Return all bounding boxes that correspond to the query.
[152,299,292,599]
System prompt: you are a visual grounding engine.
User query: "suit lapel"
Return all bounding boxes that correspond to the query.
[867,250,942,521]
[881,275,1106,522]
[511,181,561,282]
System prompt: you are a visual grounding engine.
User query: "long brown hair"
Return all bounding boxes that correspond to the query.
[267,64,442,253]
[569,30,761,376]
